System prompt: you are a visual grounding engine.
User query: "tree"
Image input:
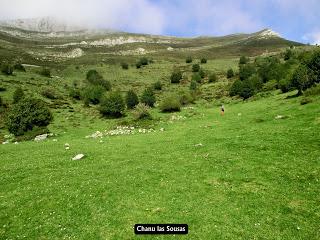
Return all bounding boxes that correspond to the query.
[170,70,182,84]
[121,62,129,69]
[141,88,156,107]
[239,64,256,81]
[126,90,139,109]
[192,64,200,72]
[192,73,202,83]
[1,63,13,75]
[229,80,242,96]
[99,91,125,117]
[81,85,105,104]
[5,98,53,136]
[13,87,25,104]
[227,68,234,78]
[186,56,192,63]
[291,64,313,95]
[86,69,111,90]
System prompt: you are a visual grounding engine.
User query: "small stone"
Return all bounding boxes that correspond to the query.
[72,154,84,160]
[64,143,70,147]
[53,139,58,142]
[2,141,9,145]
[160,128,164,132]
[194,143,203,147]
[238,113,242,116]
[34,134,48,141]
[65,146,70,150]
[14,142,19,144]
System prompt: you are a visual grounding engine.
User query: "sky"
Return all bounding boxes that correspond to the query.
[0,0,319,44]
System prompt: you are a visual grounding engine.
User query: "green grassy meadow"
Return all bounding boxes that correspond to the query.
[1,88,319,239]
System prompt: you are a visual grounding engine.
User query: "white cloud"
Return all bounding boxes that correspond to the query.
[303,30,320,45]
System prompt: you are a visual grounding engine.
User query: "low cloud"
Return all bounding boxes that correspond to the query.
[303,30,320,45]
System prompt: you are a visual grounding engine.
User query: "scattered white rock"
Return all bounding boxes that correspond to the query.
[167,47,174,51]
[64,143,70,147]
[2,141,9,145]
[160,128,164,132]
[275,115,285,119]
[34,134,48,141]
[14,142,19,144]
[85,131,103,139]
[72,154,84,161]
[170,115,186,121]
[238,113,242,116]
[53,139,58,142]
[194,143,203,147]
[65,146,70,150]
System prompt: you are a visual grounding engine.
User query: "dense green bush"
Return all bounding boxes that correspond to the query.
[5,98,53,136]
[227,68,234,78]
[263,80,278,91]
[126,90,139,109]
[199,68,205,78]
[192,64,200,72]
[239,64,256,81]
[208,73,217,83]
[86,70,111,90]
[160,94,181,112]
[1,63,13,75]
[141,88,156,107]
[82,85,105,104]
[41,88,57,99]
[13,87,25,104]
[136,62,142,69]
[186,56,192,63]
[132,103,151,120]
[278,78,292,93]
[291,64,312,95]
[170,70,182,84]
[139,57,149,66]
[304,84,320,96]
[179,91,194,105]
[121,62,129,69]
[192,73,202,83]
[153,81,162,90]
[239,56,249,65]
[201,58,207,64]
[99,91,125,117]
[40,68,51,77]
[190,80,198,90]
[69,88,81,100]
[14,63,26,72]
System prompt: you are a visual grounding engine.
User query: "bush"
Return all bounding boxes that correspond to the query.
[13,87,25,104]
[192,73,202,83]
[86,70,111,90]
[153,81,162,90]
[82,85,105,104]
[170,70,182,84]
[121,62,129,70]
[278,78,292,93]
[186,56,192,63]
[263,79,278,91]
[300,97,312,105]
[179,91,194,105]
[0,86,6,92]
[99,91,125,117]
[5,98,53,136]
[229,80,242,97]
[208,73,217,83]
[136,62,142,69]
[192,64,200,72]
[41,88,57,99]
[304,84,320,96]
[239,56,249,65]
[141,88,156,107]
[291,64,313,95]
[132,103,151,120]
[69,88,81,100]
[1,63,13,75]
[14,63,26,72]
[199,68,205,78]
[160,94,181,112]
[126,90,139,109]
[201,58,207,64]
[239,64,256,81]
[190,80,198,90]
[40,68,51,77]
[139,57,149,66]
[227,68,234,78]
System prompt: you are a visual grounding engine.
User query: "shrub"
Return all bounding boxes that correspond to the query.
[40,68,51,77]
[190,80,198,90]
[300,97,312,105]
[13,87,25,104]
[239,64,256,81]
[136,62,142,69]
[1,63,13,75]
[304,84,320,96]
[179,91,194,105]
[192,73,202,83]
[14,63,26,72]
[208,73,217,83]
[153,81,162,90]
[99,91,125,117]
[291,64,313,95]
[139,57,149,66]
[186,56,192,63]
[201,58,207,64]
[132,103,151,120]
[121,62,129,70]
[160,94,181,112]
[5,98,53,136]
[141,88,156,107]
[126,90,139,109]
[199,68,205,78]
[41,88,57,99]
[86,70,111,90]
[239,56,249,65]
[263,79,278,91]
[170,70,182,84]
[192,64,200,72]
[229,80,242,96]
[278,78,292,93]
[69,88,81,100]
[82,85,105,104]
[227,68,234,78]
[0,86,6,91]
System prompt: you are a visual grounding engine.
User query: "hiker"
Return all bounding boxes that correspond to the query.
[220,104,225,116]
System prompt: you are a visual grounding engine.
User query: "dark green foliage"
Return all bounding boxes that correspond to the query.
[121,62,129,70]
[126,90,139,109]
[284,49,294,60]
[192,64,200,72]
[13,87,25,104]
[248,74,263,91]
[190,80,198,90]
[99,91,125,118]
[305,50,320,83]
[230,80,242,97]
[5,98,53,136]
[86,70,111,90]
[208,73,217,83]
[239,64,256,81]
[41,88,57,99]
[291,64,313,95]
[300,97,312,105]
[201,58,207,64]
[278,78,293,93]
[0,86,6,91]
[82,85,105,104]
[240,80,255,99]
[170,70,182,84]
[186,56,192,63]
[1,63,13,75]
[160,94,181,112]
[239,56,249,65]
[141,88,156,107]
[304,84,320,96]
[192,73,202,83]
[14,63,26,72]
[257,57,286,83]
[227,68,234,78]
[136,62,142,69]
[199,68,205,78]
[69,88,81,100]
[40,68,51,77]
[179,91,195,105]
[139,57,149,66]
[153,81,162,90]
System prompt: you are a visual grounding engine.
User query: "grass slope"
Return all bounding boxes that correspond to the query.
[1,92,319,239]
